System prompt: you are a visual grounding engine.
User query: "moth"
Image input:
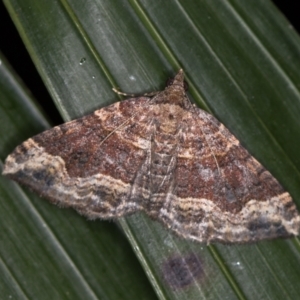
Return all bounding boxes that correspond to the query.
[3,70,300,243]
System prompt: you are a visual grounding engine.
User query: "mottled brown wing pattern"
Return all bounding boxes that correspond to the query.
[3,97,157,218]
[158,107,300,243]
[3,69,300,244]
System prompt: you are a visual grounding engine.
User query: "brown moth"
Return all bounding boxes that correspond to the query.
[3,70,300,244]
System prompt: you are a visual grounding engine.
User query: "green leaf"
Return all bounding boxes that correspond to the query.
[2,0,300,299]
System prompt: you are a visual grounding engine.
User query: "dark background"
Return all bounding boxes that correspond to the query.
[0,1,299,125]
